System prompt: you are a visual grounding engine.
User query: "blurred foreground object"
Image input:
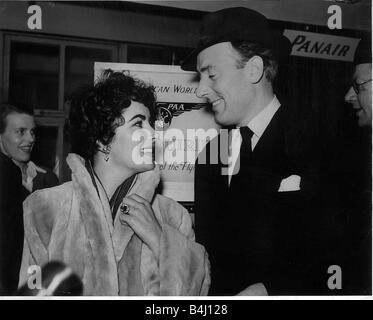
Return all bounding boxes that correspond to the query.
[16,261,83,296]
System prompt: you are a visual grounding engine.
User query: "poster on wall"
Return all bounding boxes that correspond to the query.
[95,62,220,202]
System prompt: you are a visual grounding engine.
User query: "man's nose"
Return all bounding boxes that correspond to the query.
[196,80,211,99]
[344,86,356,104]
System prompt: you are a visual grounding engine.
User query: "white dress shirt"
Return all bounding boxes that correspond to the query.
[228,96,281,186]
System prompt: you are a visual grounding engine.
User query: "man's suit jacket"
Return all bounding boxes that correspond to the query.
[0,152,24,295]
[194,104,323,295]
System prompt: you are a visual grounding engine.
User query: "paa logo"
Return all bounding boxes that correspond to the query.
[155,102,205,130]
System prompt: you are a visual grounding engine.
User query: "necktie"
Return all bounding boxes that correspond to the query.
[229,127,254,185]
[239,126,254,156]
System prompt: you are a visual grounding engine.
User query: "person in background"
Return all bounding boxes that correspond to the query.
[0,104,59,200]
[0,103,59,295]
[342,37,372,294]
[0,118,23,295]
[19,70,210,296]
[345,38,372,129]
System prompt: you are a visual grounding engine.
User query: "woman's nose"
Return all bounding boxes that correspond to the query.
[144,123,155,141]
[26,131,35,143]
[147,124,155,137]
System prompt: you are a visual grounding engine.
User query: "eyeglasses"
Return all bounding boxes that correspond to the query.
[352,79,372,94]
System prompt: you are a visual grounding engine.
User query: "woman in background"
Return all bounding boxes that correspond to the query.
[19,70,210,295]
[0,104,59,198]
[0,104,58,295]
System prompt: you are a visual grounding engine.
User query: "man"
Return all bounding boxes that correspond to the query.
[182,7,321,295]
[0,104,58,294]
[341,37,371,294]
[345,38,372,128]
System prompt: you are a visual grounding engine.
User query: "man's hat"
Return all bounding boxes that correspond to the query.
[181,7,291,71]
[354,36,372,65]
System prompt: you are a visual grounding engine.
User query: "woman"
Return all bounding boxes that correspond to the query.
[0,104,58,295]
[19,70,210,296]
[0,104,59,200]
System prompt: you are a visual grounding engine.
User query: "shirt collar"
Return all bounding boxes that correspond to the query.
[246,95,281,139]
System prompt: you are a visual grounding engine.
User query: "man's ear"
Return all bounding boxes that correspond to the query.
[245,55,264,84]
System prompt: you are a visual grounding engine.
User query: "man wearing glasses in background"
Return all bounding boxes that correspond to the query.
[345,38,372,128]
[342,37,371,294]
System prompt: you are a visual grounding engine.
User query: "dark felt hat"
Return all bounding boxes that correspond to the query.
[181,7,291,71]
[354,36,372,65]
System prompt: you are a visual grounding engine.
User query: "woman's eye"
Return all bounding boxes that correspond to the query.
[209,74,216,79]
[134,121,143,128]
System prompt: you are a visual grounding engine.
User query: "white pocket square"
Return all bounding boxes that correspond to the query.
[278,175,301,192]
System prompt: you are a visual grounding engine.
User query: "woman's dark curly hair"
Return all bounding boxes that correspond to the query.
[68,69,156,161]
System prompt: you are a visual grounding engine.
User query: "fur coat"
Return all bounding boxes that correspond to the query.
[19,154,210,296]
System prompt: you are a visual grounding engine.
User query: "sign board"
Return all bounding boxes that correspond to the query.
[284,30,360,62]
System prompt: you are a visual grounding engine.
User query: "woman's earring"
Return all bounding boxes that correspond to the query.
[103,145,111,162]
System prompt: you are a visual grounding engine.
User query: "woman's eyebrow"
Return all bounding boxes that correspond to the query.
[129,114,146,121]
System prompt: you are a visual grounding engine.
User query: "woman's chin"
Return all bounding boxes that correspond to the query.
[136,162,155,173]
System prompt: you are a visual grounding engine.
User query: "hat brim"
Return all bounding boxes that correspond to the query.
[181,34,292,72]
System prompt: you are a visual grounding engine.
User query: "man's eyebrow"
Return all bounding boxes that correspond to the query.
[129,114,146,121]
[199,65,211,73]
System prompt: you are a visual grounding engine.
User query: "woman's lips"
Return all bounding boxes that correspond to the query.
[140,148,153,157]
[19,146,32,153]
